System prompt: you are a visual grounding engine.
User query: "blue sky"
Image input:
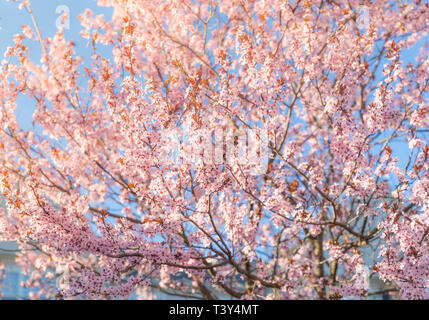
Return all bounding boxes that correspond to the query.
[0,0,113,129]
[0,1,112,57]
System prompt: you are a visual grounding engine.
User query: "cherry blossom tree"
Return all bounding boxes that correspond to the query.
[0,0,428,299]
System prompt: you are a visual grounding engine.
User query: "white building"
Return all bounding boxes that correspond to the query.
[0,241,27,299]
